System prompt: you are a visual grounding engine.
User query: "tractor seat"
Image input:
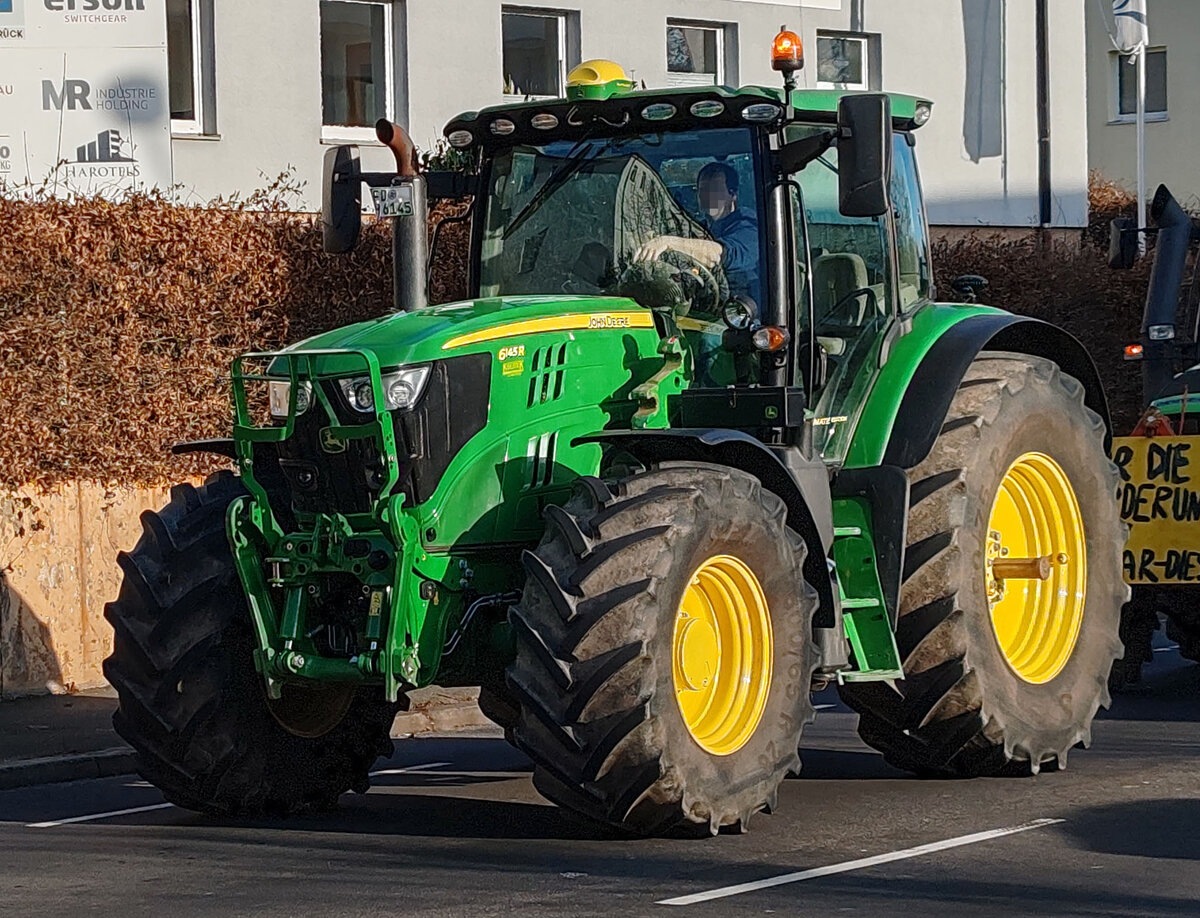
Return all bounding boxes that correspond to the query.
[813,252,871,325]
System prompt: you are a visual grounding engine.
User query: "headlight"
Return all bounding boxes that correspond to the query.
[1148,324,1176,341]
[338,365,432,413]
[268,380,312,419]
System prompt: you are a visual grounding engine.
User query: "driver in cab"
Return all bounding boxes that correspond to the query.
[634,162,759,301]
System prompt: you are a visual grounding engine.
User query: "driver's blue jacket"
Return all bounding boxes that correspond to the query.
[710,209,759,301]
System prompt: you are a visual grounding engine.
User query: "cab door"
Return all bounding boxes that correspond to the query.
[789,130,932,466]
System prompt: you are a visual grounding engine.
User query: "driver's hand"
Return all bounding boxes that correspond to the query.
[635,236,723,269]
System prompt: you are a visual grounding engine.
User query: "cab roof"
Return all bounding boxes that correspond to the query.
[444,84,932,152]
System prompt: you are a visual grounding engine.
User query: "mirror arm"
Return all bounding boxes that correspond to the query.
[775,129,837,175]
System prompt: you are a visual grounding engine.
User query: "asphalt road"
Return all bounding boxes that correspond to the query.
[2,643,1197,918]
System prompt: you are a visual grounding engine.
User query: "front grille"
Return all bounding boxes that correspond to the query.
[272,402,385,516]
[254,353,491,519]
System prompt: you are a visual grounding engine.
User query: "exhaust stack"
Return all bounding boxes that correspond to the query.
[320,120,429,313]
[1141,186,1197,402]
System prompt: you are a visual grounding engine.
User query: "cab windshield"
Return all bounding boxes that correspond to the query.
[479,128,764,322]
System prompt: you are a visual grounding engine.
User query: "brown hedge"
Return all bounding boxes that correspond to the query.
[0,178,1161,491]
[0,191,469,491]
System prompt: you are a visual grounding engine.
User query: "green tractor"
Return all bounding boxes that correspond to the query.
[105,41,1125,835]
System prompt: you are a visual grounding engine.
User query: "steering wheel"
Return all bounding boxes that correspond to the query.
[652,245,729,316]
[820,286,879,329]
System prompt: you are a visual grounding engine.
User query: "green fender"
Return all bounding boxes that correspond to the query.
[843,304,1111,472]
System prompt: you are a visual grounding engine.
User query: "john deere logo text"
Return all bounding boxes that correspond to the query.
[498,344,525,361]
[588,314,632,329]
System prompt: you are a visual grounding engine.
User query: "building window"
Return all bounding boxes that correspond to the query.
[502,8,568,99]
[321,0,394,137]
[816,31,873,90]
[666,22,728,87]
[168,0,214,134]
[1114,48,1168,121]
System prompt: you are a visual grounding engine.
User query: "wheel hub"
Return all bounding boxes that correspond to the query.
[672,555,773,756]
[985,452,1087,684]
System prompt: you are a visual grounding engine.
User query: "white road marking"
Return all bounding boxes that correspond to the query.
[657,818,1064,906]
[369,760,452,776]
[1154,644,1180,653]
[27,803,174,829]
[813,704,837,710]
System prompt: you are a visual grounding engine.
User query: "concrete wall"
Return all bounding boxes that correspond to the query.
[1086,0,1200,206]
[0,483,176,698]
[170,0,1089,227]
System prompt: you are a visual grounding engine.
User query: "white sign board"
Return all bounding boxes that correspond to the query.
[0,0,172,197]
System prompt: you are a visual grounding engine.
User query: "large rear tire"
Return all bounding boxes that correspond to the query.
[103,472,400,815]
[507,465,819,835]
[838,353,1126,775]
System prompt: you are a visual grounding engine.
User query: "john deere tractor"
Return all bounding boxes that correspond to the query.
[1108,185,1200,684]
[105,38,1125,835]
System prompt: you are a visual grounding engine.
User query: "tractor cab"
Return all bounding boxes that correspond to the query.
[325,49,935,469]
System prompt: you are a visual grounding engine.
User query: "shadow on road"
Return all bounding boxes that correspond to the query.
[797,871,1197,917]
[201,792,628,842]
[1061,798,1200,861]
[795,746,907,780]
[1101,652,1200,723]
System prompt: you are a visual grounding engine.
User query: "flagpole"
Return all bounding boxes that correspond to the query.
[1136,43,1147,253]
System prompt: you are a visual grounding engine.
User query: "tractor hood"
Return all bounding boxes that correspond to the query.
[276,295,657,376]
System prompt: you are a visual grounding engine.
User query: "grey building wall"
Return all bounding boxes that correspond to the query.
[171,0,1089,227]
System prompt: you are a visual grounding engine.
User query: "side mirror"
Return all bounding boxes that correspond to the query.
[1108,216,1139,270]
[837,93,893,218]
[322,145,362,254]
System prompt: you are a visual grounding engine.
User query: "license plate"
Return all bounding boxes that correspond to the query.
[370,184,414,218]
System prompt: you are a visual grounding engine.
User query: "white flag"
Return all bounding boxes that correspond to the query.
[1113,0,1150,53]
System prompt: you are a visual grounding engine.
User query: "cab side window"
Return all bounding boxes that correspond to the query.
[891,135,932,308]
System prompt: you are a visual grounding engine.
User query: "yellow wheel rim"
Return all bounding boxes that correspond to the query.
[672,555,773,756]
[985,452,1087,684]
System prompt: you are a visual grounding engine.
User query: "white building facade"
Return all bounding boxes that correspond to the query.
[37,0,1094,226]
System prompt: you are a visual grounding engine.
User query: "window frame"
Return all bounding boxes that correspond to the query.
[815,30,874,92]
[320,0,398,143]
[501,6,570,102]
[168,0,216,137]
[665,20,729,88]
[1110,47,1169,124]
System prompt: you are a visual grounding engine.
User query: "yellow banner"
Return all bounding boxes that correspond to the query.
[1113,435,1200,584]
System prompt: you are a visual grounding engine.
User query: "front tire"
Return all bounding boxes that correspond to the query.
[103,472,400,815]
[507,465,819,835]
[839,353,1126,775]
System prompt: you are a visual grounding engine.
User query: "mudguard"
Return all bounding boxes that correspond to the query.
[882,314,1111,469]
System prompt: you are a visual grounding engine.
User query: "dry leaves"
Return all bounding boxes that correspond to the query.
[0,188,469,491]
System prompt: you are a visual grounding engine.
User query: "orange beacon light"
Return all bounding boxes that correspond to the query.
[772,27,804,73]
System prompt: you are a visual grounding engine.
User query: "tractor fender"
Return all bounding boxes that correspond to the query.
[882,315,1111,470]
[575,428,836,619]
